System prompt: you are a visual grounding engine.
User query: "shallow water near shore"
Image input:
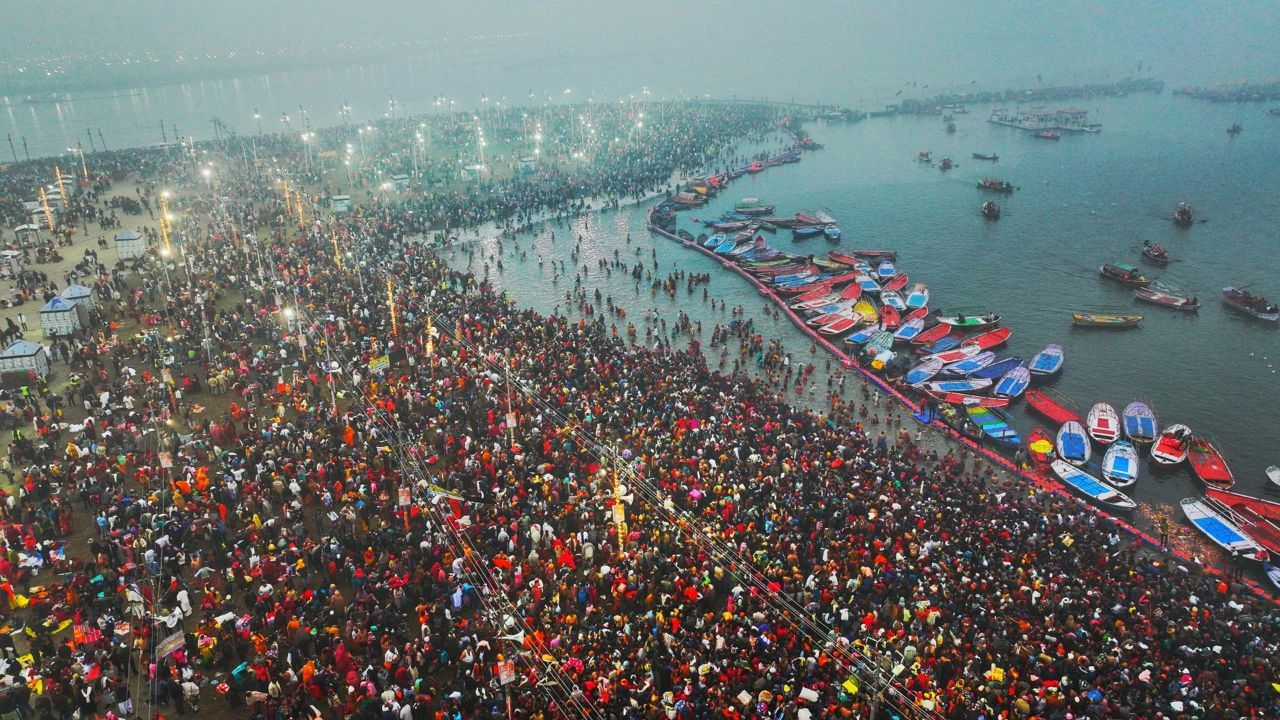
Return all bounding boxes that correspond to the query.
[449,91,1280,540]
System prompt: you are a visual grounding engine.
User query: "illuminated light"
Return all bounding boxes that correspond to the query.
[386,279,398,337]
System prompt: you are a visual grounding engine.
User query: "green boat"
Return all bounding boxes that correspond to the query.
[937,311,1002,329]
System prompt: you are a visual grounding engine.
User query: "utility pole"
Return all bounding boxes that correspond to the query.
[6,134,15,163]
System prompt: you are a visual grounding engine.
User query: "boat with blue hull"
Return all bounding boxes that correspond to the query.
[1103,441,1140,488]
[1052,460,1137,512]
[1122,401,1158,445]
[966,406,1022,447]
[1029,344,1065,378]
[1056,421,1091,466]
[1181,498,1270,562]
[993,366,1031,399]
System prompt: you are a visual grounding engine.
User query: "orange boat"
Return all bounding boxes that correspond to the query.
[1204,489,1280,554]
[1025,390,1082,426]
[1027,428,1055,464]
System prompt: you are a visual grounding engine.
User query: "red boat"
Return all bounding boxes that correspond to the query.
[911,323,952,346]
[965,326,1012,350]
[795,213,822,225]
[881,273,909,293]
[1204,489,1280,554]
[839,283,864,300]
[1027,428,1055,463]
[1025,390,1082,425]
[880,304,901,329]
[927,391,1010,408]
[904,306,930,323]
[1188,439,1235,488]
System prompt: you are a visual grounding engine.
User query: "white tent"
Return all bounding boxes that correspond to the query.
[62,283,95,310]
[0,340,49,378]
[115,228,150,260]
[40,297,82,337]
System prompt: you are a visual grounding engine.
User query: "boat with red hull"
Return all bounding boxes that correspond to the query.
[1189,438,1235,488]
[1025,390,1082,425]
[1204,489,1280,555]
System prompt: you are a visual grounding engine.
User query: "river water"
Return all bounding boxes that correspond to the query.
[446,91,1280,532]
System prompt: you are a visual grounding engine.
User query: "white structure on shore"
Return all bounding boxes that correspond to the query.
[989,107,1101,133]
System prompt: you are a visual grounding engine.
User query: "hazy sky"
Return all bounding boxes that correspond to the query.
[3,1,1278,94]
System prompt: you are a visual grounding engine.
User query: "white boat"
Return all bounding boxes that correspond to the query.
[1055,421,1091,466]
[1086,403,1120,445]
[1269,465,1280,490]
[1266,563,1280,591]
[1180,498,1270,562]
[1151,424,1192,465]
[1102,441,1139,488]
[1051,460,1137,512]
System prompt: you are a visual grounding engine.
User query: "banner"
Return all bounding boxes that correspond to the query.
[156,630,186,658]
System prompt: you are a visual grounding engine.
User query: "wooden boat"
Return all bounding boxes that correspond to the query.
[1221,287,1279,322]
[856,275,882,295]
[1180,498,1269,562]
[845,322,883,346]
[1025,389,1081,425]
[864,331,895,356]
[881,274,909,293]
[1135,286,1201,312]
[791,290,841,309]
[1073,313,1143,328]
[928,391,1009,408]
[911,323,952,346]
[981,202,1001,220]
[920,337,961,355]
[1052,460,1137,512]
[823,225,842,241]
[734,198,775,215]
[1173,202,1194,227]
[808,305,858,326]
[1270,465,1280,489]
[993,366,1031,399]
[1121,401,1158,445]
[1086,403,1121,445]
[1099,262,1152,287]
[969,356,1023,381]
[925,343,981,365]
[1151,424,1192,466]
[939,158,953,170]
[1035,130,1060,140]
[966,406,1021,447]
[839,283,864,301]
[937,311,1001,329]
[853,249,898,260]
[818,313,863,336]
[713,238,738,254]
[875,260,896,279]
[792,225,824,240]
[905,357,945,385]
[1188,439,1234,489]
[905,284,929,309]
[880,291,906,312]
[1141,241,1170,264]
[702,232,728,248]
[971,152,999,161]
[1102,441,1140,488]
[879,304,901,330]
[1266,563,1280,591]
[964,326,1012,350]
[977,178,1014,193]
[1028,344,1065,378]
[1027,428,1054,463]
[917,378,993,394]
[852,300,878,324]
[1203,488,1280,554]
[1056,421,1091,466]
[893,318,926,343]
[941,350,996,377]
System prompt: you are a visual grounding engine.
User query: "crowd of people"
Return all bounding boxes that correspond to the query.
[0,100,1277,720]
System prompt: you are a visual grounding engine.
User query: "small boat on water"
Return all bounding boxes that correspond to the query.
[939,158,953,170]
[1027,428,1054,463]
[1121,401,1158,445]
[1203,488,1280,554]
[1099,262,1152,287]
[1270,465,1280,489]
[881,273,909,293]
[881,290,906,311]
[1151,424,1192,466]
[905,357,944,385]
[1173,202,1195,227]
[1056,421,1091,466]
[1180,498,1269,562]
[845,322,884,346]
[911,322,952,346]
[917,378,993,394]
[823,225,842,241]
[1086,403,1121,445]
[1141,241,1170,264]
[734,198,775,215]
[941,350,997,377]
[1035,130,1060,140]
[850,249,898,261]
[1073,313,1143,328]
[1103,441,1140,488]
[792,225,824,240]
[852,300,879,324]
[1227,123,1242,136]
[993,366,1031,399]
[879,304,901,329]
[1027,344,1065,378]
[966,406,1021,447]
[1267,563,1280,591]
[875,260,896,279]
[1221,286,1279,322]
[856,274,883,295]
[977,178,1014,193]
[968,356,1023,381]
[894,317,926,343]
[1052,460,1137,512]
[1026,389,1081,425]
[981,201,1000,220]
[964,326,1012,350]
[1135,286,1201,312]
[925,342,981,365]
[917,150,932,162]
[1189,438,1234,489]
[972,152,999,161]
[937,311,1000,329]
[819,314,863,336]
[863,331,895,356]
[928,391,1009,408]
[905,284,929,309]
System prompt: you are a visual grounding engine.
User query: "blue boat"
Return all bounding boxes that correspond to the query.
[845,323,884,345]
[771,271,817,284]
[1181,498,1270,562]
[876,260,896,279]
[966,406,1022,447]
[1102,441,1140,488]
[918,378,993,393]
[856,275,882,294]
[703,233,727,248]
[714,239,737,254]
[993,366,1031,399]
[824,225,842,241]
[969,356,1024,381]
[920,337,961,354]
[905,357,944,385]
[893,318,925,343]
[793,226,824,239]
[1029,343,1065,377]
[1055,421,1091,466]
[1122,401,1158,444]
[942,350,997,376]
[1052,460,1137,512]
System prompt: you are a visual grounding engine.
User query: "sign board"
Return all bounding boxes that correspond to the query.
[156,630,186,658]
[398,487,412,507]
[158,452,173,469]
[368,355,390,373]
[498,660,516,685]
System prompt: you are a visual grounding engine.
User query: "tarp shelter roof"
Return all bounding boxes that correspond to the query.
[62,283,92,298]
[41,297,75,313]
[115,229,141,241]
[1,340,44,357]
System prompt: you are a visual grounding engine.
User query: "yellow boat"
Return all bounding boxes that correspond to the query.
[1072,313,1143,328]
[853,300,878,324]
